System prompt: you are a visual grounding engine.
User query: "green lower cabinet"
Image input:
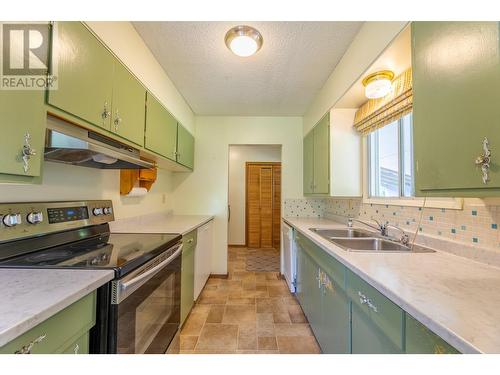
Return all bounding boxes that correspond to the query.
[180,230,197,325]
[61,332,89,354]
[0,291,96,354]
[405,314,459,354]
[176,123,195,169]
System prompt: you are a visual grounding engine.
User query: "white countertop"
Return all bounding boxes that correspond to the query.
[284,217,500,354]
[109,212,214,235]
[0,269,114,347]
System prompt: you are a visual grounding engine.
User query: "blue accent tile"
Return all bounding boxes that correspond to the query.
[492,224,498,229]
[461,225,466,231]
[376,210,379,214]
[385,205,389,208]
[418,207,422,211]
[406,221,410,225]
[419,227,423,232]
[393,212,396,216]
[451,228,456,234]
[438,231,442,236]
[473,237,479,243]
[441,208,446,213]
[472,210,477,216]
[429,216,434,221]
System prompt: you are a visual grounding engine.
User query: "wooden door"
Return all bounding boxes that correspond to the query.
[246,162,281,249]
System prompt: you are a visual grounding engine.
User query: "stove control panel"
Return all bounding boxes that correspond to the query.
[0,200,114,243]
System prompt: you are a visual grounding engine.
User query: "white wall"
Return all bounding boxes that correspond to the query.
[85,21,195,134]
[228,145,282,246]
[0,22,192,219]
[171,116,303,274]
[303,21,408,134]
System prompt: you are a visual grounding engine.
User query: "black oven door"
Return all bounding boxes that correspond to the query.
[108,243,182,354]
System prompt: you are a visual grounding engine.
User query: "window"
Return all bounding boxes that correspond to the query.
[368,113,414,198]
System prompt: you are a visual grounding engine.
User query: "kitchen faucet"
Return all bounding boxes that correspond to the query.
[347,217,410,247]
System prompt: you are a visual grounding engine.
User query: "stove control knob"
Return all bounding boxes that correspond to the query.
[27,211,43,225]
[92,208,103,216]
[103,207,113,215]
[3,213,22,227]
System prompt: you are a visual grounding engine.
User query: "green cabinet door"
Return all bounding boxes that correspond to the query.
[176,123,195,169]
[347,270,404,354]
[0,291,96,354]
[313,113,330,194]
[303,131,314,195]
[111,61,146,146]
[48,22,114,131]
[412,22,500,196]
[406,314,459,354]
[180,230,197,325]
[144,92,177,161]
[0,86,45,180]
[351,302,402,354]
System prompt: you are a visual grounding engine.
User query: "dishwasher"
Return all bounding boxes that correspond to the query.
[281,221,296,293]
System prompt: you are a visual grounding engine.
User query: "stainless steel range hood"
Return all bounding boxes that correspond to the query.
[44,117,155,170]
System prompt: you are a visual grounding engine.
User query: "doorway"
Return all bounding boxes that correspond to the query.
[227,145,282,273]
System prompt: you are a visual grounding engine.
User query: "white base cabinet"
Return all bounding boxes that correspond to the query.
[194,220,214,300]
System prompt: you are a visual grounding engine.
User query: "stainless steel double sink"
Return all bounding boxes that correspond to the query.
[309,228,435,253]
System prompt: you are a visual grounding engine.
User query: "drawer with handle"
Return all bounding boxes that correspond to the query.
[0,291,96,354]
[347,269,404,350]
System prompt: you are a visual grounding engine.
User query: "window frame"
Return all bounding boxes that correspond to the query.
[362,113,463,210]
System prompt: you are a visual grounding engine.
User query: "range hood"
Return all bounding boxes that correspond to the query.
[44,117,155,170]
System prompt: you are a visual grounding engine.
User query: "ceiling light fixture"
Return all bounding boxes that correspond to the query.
[225,25,263,57]
[362,70,395,99]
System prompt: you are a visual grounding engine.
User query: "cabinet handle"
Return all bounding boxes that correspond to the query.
[113,110,122,131]
[14,333,47,354]
[101,102,111,120]
[186,238,194,244]
[475,137,491,184]
[22,132,36,174]
[358,291,378,313]
[74,343,80,354]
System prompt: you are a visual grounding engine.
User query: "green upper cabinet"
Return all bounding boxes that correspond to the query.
[303,113,330,195]
[406,314,459,354]
[412,22,500,196]
[48,22,114,131]
[110,61,146,146]
[0,78,45,182]
[303,131,314,195]
[144,92,178,161]
[176,124,195,169]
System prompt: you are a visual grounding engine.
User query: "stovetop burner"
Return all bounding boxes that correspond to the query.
[25,250,74,263]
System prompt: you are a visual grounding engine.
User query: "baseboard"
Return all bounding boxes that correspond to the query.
[210,273,229,279]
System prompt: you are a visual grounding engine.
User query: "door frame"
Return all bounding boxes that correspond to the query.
[245,161,282,248]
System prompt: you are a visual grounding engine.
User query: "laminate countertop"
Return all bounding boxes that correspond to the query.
[0,268,114,347]
[109,213,214,235]
[284,217,500,354]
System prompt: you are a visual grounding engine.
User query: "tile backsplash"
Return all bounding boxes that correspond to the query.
[285,198,500,251]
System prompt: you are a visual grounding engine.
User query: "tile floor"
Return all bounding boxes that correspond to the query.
[179,246,321,354]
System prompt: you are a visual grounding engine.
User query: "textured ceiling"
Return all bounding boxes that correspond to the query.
[133,22,363,116]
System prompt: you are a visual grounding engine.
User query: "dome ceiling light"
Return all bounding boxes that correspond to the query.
[225,25,263,57]
[362,70,395,99]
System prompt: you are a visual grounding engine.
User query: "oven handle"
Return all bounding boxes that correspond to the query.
[120,244,183,294]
